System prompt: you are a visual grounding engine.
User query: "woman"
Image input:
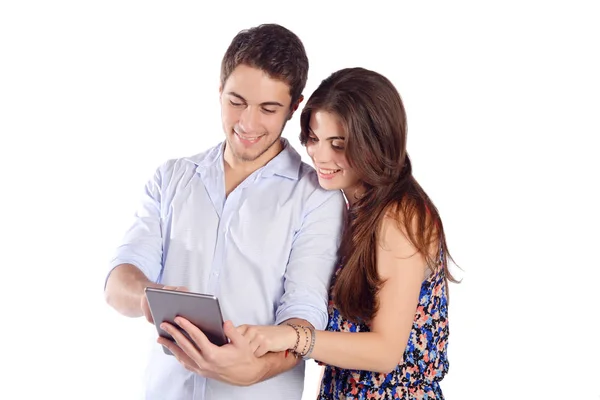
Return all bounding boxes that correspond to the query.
[240,67,459,399]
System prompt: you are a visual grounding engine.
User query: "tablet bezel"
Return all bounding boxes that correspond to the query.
[145,287,229,355]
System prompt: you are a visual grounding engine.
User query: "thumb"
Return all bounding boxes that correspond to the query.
[223,320,246,346]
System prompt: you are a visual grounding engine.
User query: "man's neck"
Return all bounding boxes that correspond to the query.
[222,139,284,197]
[223,139,283,175]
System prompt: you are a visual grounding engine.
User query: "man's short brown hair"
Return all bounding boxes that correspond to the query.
[220,23,309,106]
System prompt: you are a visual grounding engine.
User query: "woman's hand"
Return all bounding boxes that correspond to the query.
[237,324,297,357]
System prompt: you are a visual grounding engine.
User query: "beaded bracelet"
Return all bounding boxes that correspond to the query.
[300,325,310,355]
[288,323,300,357]
[302,325,316,359]
[286,323,316,359]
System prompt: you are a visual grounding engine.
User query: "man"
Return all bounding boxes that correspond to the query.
[104,23,345,399]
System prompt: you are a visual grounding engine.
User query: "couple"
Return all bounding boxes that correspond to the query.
[104,23,457,399]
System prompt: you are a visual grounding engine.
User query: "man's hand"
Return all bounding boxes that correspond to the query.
[236,324,297,357]
[140,285,187,324]
[157,317,270,386]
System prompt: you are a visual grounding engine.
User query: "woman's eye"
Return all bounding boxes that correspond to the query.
[332,141,345,150]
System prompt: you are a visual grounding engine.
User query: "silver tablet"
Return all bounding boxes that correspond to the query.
[145,287,228,355]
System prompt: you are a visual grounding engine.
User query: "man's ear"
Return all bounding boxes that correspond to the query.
[288,94,304,120]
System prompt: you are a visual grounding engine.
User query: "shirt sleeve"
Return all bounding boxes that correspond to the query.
[274,189,346,330]
[104,164,165,289]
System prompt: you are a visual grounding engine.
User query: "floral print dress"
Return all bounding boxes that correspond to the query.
[316,250,450,399]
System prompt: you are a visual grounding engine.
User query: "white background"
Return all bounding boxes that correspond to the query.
[1,1,599,399]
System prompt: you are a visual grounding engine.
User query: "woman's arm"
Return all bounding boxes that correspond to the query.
[242,215,429,374]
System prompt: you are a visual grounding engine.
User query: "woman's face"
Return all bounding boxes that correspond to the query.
[305,110,362,197]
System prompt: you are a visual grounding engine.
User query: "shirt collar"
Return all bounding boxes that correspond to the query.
[260,138,302,180]
[187,138,302,180]
[185,142,224,175]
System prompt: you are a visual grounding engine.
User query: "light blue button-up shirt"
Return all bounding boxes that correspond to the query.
[108,138,345,400]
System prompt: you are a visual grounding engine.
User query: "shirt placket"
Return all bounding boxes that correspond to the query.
[200,172,258,399]
[206,174,256,296]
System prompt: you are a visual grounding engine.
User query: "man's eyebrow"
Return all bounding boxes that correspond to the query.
[227,91,285,107]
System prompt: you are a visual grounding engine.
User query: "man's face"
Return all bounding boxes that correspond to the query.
[220,64,298,163]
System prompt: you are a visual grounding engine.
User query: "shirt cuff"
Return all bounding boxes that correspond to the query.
[275,305,328,330]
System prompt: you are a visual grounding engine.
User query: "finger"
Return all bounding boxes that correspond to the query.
[174,317,215,349]
[247,337,260,354]
[238,325,257,342]
[157,337,197,372]
[241,326,260,353]
[254,344,269,358]
[172,317,217,359]
[161,285,190,293]
[223,320,248,347]
[236,324,250,336]
[161,322,206,365]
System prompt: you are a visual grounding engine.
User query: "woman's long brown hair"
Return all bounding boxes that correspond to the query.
[300,67,459,323]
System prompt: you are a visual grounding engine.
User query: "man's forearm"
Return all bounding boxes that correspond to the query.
[104,263,161,317]
[255,350,301,383]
